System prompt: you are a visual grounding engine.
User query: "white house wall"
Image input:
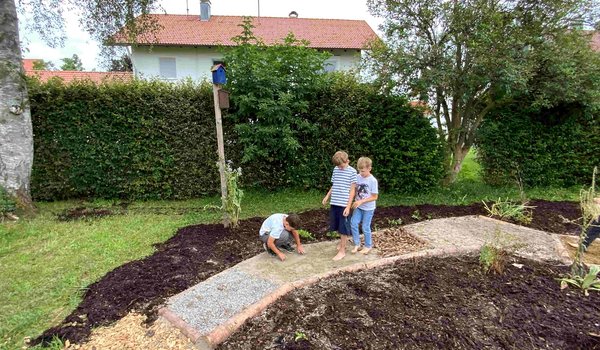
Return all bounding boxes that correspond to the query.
[131,46,362,82]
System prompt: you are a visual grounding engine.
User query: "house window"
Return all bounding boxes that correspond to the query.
[323,57,339,72]
[159,57,177,79]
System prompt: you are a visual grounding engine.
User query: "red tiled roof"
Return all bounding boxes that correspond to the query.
[22,59,39,71]
[114,15,378,49]
[26,70,133,83]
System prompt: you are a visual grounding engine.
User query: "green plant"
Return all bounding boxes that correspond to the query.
[294,331,307,342]
[223,163,244,228]
[411,210,421,220]
[482,198,535,224]
[387,218,403,226]
[479,229,525,274]
[560,265,600,296]
[326,231,340,239]
[479,245,508,275]
[566,167,599,276]
[297,229,315,241]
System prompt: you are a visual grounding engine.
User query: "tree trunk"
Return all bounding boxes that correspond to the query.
[443,143,470,185]
[0,0,35,212]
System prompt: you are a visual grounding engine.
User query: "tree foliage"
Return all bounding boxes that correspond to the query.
[60,53,84,71]
[365,0,600,183]
[32,59,55,70]
[223,17,331,187]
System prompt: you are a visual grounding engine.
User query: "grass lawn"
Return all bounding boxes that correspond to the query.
[0,152,584,349]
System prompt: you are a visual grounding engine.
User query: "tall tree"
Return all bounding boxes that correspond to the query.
[0,0,160,210]
[32,59,55,70]
[366,0,600,183]
[60,53,84,71]
[108,53,133,71]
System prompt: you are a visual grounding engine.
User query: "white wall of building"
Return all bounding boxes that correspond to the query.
[131,46,362,81]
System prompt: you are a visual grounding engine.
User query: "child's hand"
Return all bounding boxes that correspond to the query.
[297,244,305,255]
[343,207,350,217]
[352,200,362,209]
[277,252,286,261]
[322,197,328,206]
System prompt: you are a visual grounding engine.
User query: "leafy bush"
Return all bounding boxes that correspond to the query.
[477,101,600,187]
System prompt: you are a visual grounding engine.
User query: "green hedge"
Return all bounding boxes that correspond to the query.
[285,74,445,193]
[30,78,221,200]
[476,102,600,187]
[29,75,444,200]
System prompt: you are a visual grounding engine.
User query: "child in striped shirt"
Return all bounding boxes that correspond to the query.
[322,151,356,261]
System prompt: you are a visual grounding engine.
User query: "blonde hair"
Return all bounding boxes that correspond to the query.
[357,157,372,169]
[332,151,349,166]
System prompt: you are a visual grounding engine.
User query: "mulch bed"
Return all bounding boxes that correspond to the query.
[218,255,600,350]
[32,200,581,347]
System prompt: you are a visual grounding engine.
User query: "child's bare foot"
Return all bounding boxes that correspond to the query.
[351,246,360,253]
[360,247,372,255]
[333,251,345,261]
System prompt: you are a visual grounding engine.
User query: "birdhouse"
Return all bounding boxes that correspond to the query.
[211,64,226,85]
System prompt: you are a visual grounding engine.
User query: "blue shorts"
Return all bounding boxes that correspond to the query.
[329,205,351,235]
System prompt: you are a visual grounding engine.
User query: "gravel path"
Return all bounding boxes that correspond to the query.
[74,216,571,350]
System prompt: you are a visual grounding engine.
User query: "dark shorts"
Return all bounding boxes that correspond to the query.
[329,205,351,235]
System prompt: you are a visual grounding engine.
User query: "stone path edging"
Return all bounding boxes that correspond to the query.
[164,245,478,349]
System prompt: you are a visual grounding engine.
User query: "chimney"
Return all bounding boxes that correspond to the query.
[200,0,211,21]
[289,11,298,18]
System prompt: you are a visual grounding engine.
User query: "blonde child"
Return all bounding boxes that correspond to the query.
[322,151,356,261]
[350,157,379,255]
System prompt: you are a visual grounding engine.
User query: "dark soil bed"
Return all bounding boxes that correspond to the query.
[219,255,600,350]
[32,200,581,346]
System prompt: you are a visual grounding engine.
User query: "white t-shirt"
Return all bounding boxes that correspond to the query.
[259,213,287,239]
[355,174,378,211]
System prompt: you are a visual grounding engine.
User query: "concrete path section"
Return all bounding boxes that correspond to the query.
[159,215,571,349]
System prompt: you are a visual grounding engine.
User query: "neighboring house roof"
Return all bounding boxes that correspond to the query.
[22,60,133,83]
[113,15,378,49]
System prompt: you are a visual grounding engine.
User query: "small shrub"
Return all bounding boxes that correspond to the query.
[479,245,509,274]
[223,163,244,228]
[560,265,600,296]
[479,229,525,274]
[483,198,535,224]
[297,229,315,241]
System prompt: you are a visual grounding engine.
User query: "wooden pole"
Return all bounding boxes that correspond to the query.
[212,84,230,227]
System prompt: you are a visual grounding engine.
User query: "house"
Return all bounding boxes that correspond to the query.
[112,0,378,81]
[22,59,132,84]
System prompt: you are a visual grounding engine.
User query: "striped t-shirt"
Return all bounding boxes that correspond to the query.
[330,165,357,207]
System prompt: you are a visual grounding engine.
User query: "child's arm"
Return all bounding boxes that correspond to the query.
[352,193,379,209]
[290,229,305,254]
[267,236,286,261]
[322,187,332,206]
[343,183,356,217]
